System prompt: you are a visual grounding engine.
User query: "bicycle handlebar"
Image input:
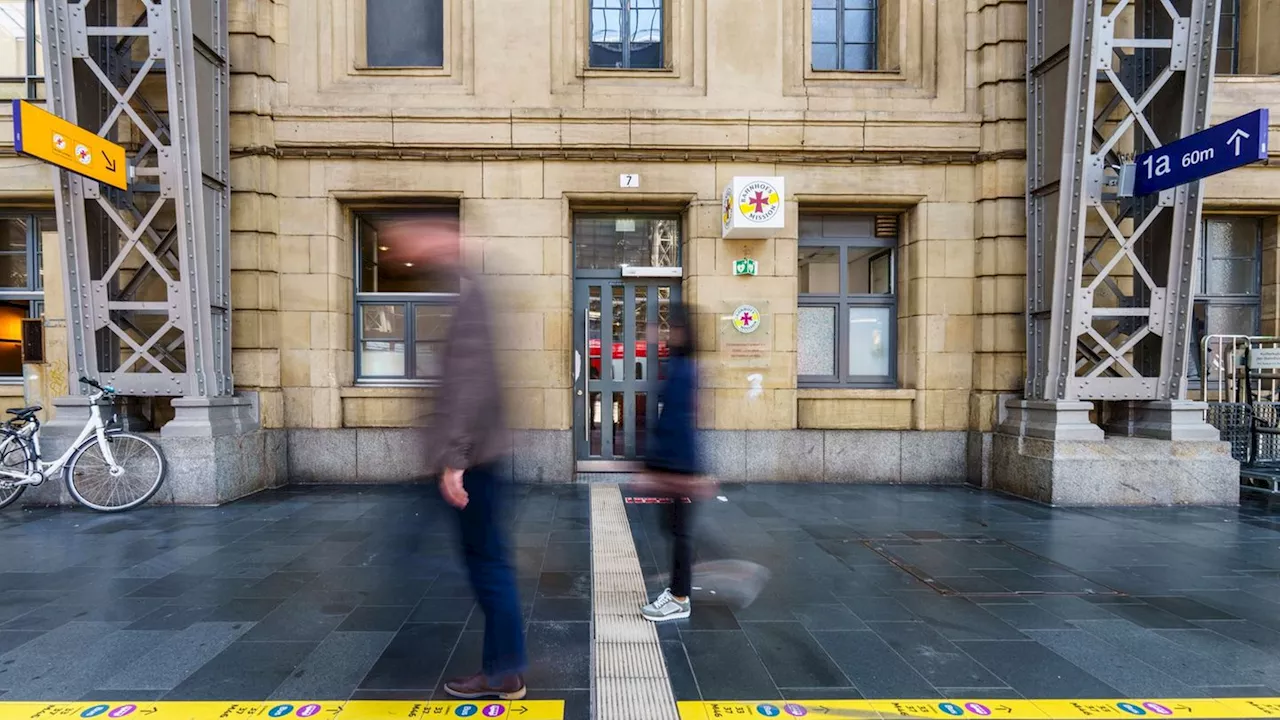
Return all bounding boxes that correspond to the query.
[78,376,115,394]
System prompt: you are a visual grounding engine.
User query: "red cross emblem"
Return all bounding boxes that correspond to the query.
[748,191,770,214]
[740,311,754,326]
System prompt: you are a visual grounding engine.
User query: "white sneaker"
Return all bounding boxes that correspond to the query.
[641,588,691,622]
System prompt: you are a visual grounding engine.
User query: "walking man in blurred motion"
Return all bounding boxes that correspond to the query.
[389,217,528,700]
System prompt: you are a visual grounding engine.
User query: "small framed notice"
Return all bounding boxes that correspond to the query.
[719,300,772,368]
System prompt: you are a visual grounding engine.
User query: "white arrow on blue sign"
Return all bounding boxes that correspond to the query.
[1132,108,1269,196]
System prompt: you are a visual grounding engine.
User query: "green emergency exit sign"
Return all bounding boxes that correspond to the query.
[733,258,758,276]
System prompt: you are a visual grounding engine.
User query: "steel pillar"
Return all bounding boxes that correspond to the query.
[1000,0,1238,506]
[1026,0,1221,406]
[41,0,230,400]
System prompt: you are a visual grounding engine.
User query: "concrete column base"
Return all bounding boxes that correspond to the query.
[1105,400,1223,441]
[18,392,286,508]
[992,399,1239,506]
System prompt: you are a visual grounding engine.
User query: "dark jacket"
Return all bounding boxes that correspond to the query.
[427,269,510,473]
[645,353,702,475]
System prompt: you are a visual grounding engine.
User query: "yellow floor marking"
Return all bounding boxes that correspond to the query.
[679,698,1280,719]
[0,701,564,720]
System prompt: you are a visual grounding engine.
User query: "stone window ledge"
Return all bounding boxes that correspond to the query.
[797,388,916,401]
[340,386,433,399]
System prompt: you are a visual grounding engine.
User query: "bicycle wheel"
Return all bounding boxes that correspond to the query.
[0,429,34,510]
[65,430,166,512]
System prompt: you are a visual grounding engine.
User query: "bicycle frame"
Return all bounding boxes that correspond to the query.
[0,390,121,488]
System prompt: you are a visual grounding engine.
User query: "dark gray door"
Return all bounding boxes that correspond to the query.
[573,278,680,465]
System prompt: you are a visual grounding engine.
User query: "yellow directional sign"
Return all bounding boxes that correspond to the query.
[11,99,128,190]
[679,697,1280,719]
[0,700,566,720]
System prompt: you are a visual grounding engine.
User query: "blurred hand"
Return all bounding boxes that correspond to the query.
[440,468,468,509]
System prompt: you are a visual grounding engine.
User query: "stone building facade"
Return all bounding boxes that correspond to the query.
[0,0,1277,491]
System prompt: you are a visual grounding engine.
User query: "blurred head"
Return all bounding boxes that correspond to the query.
[667,301,695,357]
[378,215,462,269]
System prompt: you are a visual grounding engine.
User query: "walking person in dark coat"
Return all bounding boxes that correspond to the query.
[639,301,708,622]
[389,217,528,700]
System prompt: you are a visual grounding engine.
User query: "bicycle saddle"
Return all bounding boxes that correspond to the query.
[5,406,42,418]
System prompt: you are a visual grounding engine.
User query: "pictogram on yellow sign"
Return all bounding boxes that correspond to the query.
[11,99,128,190]
[0,701,565,720]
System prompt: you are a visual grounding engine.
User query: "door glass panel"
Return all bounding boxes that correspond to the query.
[635,392,648,456]
[634,285,648,382]
[361,304,406,376]
[612,391,624,457]
[611,285,624,382]
[848,306,892,378]
[657,285,671,380]
[589,391,602,457]
[588,286,602,380]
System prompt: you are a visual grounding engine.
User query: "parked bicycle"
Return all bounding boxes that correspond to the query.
[0,376,167,512]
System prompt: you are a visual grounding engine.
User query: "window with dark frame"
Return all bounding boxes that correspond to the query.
[1216,0,1241,74]
[353,210,459,384]
[365,0,445,68]
[0,0,43,100]
[588,0,665,70]
[1190,215,1262,385]
[797,214,898,388]
[811,0,878,72]
[0,211,48,380]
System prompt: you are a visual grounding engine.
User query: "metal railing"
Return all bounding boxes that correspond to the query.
[1200,334,1280,493]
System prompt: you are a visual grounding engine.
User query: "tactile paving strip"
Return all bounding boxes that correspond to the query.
[590,484,679,720]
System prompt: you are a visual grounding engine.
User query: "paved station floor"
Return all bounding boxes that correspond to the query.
[0,485,591,720]
[1,481,1279,720]
[626,484,1280,710]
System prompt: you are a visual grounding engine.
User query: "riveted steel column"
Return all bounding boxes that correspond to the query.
[1025,0,1222,405]
[39,0,232,399]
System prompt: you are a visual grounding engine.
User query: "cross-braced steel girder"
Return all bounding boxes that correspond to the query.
[1027,0,1221,404]
[41,0,231,399]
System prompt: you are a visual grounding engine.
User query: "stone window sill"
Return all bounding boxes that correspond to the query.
[341,386,433,399]
[797,389,916,401]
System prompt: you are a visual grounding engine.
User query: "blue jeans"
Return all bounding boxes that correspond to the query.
[455,461,527,678]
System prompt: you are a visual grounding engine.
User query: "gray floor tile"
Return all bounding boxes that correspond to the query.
[100,622,254,690]
[741,622,851,689]
[811,630,939,699]
[682,630,781,701]
[14,629,169,700]
[1071,619,1247,687]
[889,593,1028,641]
[269,631,394,700]
[953,639,1121,698]
[979,603,1076,630]
[164,640,318,700]
[865,621,1005,689]
[0,631,40,656]
[1025,629,1200,697]
[0,621,130,692]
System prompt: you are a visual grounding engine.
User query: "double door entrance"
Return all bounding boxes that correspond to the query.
[573,278,681,470]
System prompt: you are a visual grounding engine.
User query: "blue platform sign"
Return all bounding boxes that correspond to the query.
[1133,108,1269,196]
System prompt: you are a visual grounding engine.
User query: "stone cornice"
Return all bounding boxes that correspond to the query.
[225,145,1028,164]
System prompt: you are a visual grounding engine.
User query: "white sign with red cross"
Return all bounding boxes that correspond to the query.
[721,176,786,239]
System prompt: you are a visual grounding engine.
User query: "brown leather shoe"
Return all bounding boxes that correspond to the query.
[442,672,527,700]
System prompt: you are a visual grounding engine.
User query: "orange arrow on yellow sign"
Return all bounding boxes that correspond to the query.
[11,99,128,190]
